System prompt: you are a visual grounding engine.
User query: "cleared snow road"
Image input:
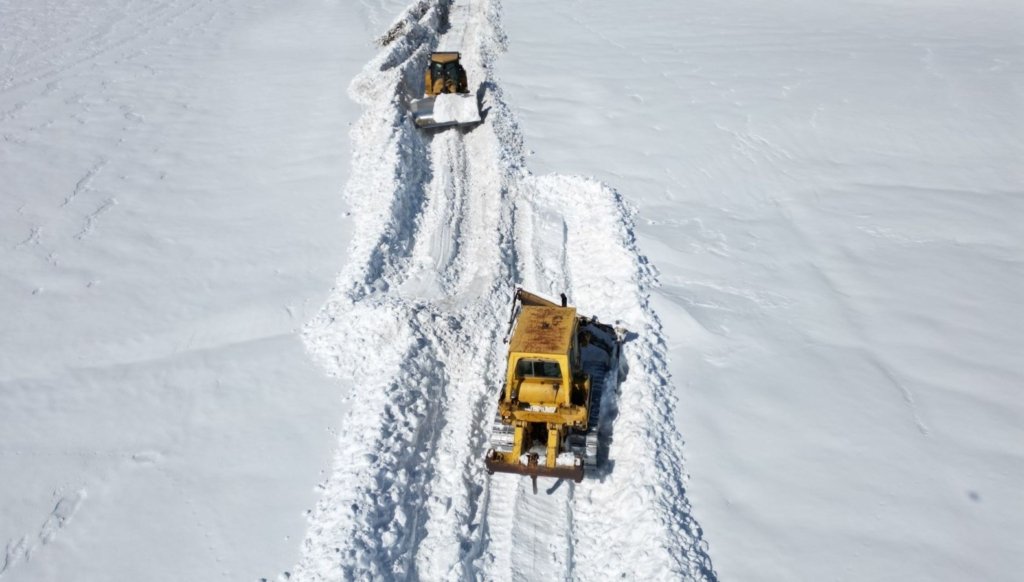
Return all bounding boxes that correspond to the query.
[295,0,715,580]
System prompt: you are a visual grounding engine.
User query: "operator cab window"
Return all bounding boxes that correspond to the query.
[517,359,561,379]
[434,62,455,85]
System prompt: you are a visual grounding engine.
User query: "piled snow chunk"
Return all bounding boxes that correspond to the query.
[431,93,480,125]
[556,452,580,467]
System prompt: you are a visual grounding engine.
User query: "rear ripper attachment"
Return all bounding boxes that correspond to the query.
[486,288,623,492]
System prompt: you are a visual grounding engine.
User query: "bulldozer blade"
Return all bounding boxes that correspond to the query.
[410,94,481,129]
[485,456,584,483]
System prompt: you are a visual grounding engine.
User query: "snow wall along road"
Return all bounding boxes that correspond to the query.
[294,1,716,580]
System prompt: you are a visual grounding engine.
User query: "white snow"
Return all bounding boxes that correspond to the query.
[0,0,373,580]
[431,93,482,126]
[2,0,1022,580]
[498,1,1024,581]
[555,453,579,468]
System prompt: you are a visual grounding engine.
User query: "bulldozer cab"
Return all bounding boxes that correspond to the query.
[486,288,623,487]
[425,52,468,96]
[505,305,580,407]
[486,293,592,483]
[516,359,561,379]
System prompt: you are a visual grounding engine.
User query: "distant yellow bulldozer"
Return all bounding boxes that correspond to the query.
[485,289,622,488]
[409,51,481,129]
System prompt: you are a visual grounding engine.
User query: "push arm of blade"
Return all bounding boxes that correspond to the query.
[504,294,520,343]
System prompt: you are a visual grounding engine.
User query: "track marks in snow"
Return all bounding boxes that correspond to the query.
[513,182,570,293]
[412,302,505,579]
[13,226,42,250]
[10,160,116,257]
[325,1,442,302]
[294,2,511,580]
[74,198,117,241]
[299,301,461,580]
[507,479,574,582]
[62,159,107,208]
[402,131,470,297]
[518,176,718,581]
[0,490,86,578]
[872,357,930,436]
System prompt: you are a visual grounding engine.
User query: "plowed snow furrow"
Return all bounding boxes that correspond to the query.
[298,0,716,580]
[297,1,521,580]
[411,299,504,580]
[530,176,717,580]
[400,130,467,298]
[507,479,574,582]
[476,472,515,576]
[467,174,578,582]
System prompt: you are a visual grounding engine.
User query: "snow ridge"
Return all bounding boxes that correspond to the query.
[529,175,717,580]
[295,0,716,580]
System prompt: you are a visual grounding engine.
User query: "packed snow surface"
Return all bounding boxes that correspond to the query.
[2,0,1022,580]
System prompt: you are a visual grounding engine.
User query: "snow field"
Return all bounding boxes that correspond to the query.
[5,0,1017,579]
[1,0,374,580]
[498,1,1024,580]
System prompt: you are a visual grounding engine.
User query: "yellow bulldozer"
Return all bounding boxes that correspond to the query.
[424,51,469,95]
[485,289,622,489]
[409,52,481,129]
